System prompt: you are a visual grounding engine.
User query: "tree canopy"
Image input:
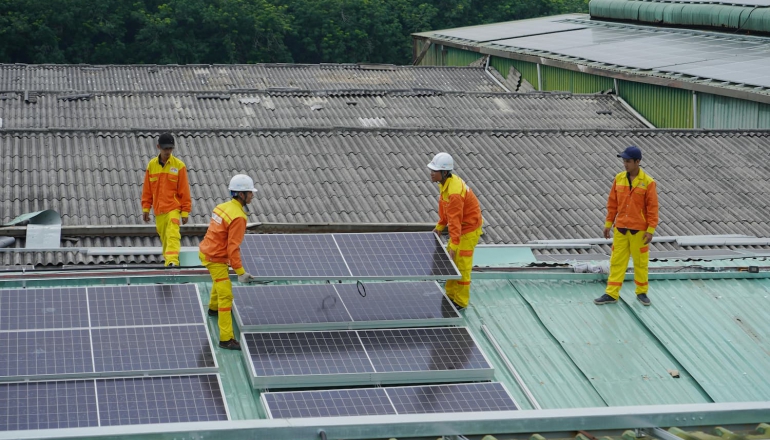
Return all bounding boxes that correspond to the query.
[0,0,588,65]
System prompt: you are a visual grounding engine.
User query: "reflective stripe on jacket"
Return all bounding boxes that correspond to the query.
[199,199,248,275]
[435,175,482,250]
[605,168,659,234]
[141,155,192,217]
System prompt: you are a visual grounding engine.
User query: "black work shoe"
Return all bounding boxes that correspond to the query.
[219,339,241,351]
[207,309,218,317]
[167,263,177,267]
[594,294,618,305]
[451,301,467,311]
[636,294,651,306]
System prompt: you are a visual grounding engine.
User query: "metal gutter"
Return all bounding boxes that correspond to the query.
[2,401,768,440]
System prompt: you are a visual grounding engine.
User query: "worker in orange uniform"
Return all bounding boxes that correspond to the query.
[428,152,483,310]
[595,145,659,307]
[199,174,258,350]
[141,133,192,267]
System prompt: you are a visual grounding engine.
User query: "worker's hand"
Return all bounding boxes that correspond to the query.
[603,227,611,239]
[432,228,441,235]
[143,212,150,223]
[448,249,456,260]
[643,232,653,245]
[238,272,255,283]
[181,217,189,225]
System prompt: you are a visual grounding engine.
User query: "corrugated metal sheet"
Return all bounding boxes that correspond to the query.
[513,279,712,406]
[446,46,485,67]
[3,129,770,267]
[0,64,505,93]
[619,80,693,128]
[490,57,539,90]
[620,278,770,402]
[542,66,615,94]
[698,92,770,129]
[0,90,645,130]
[589,0,770,34]
[465,279,607,409]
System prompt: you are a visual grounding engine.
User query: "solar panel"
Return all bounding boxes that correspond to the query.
[91,325,216,373]
[242,327,493,389]
[234,284,351,328]
[333,232,459,278]
[262,388,394,418]
[0,288,88,331]
[238,232,460,280]
[234,281,461,331]
[240,234,350,278]
[88,284,203,327]
[434,17,586,42]
[0,330,93,379]
[97,375,229,426]
[0,380,98,431]
[387,382,518,414]
[358,327,490,373]
[261,382,517,418]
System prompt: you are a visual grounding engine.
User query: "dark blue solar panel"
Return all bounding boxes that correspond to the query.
[240,235,350,278]
[0,330,93,378]
[358,327,489,373]
[244,331,374,377]
[333,232,459,278]
[97,375,228,426]
[92,325,215,373]
[88,284,202,327]
[234,284,351,327]
[0,380,98,431]
[334,281,460,322]
[263,388,394,418]
[386,382,518,414]
[0,288,88,330]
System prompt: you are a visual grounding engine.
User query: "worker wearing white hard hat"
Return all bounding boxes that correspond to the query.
[198,174,258,351]
[428,152,483,310]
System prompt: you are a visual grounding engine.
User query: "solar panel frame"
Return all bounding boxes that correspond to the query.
[238,232,461,280]
[261,382,518,419]
[234,281,462,331]
[242,327,494,389]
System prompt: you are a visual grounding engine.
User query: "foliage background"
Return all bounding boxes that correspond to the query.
[0,0,588,64]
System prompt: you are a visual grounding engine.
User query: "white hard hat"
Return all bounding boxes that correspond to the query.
[427,152,454,171]
[228,174,257,194]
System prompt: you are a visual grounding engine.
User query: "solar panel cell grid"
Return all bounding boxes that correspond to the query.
[359,328,490,373]
[0,288,88,331]
[91,325,215,373]
[88,284,201,327]
[0,380,98,431]
[264,388,395,418]
[234,284,351,326]
[334,281,459,322]
[245,331,374,376]
[97,375,228,426]
[0,330,93,378]
[241,235,350,277]
[387,382,518,414]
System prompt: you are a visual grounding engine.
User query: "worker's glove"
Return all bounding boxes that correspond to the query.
[238,273,255,283]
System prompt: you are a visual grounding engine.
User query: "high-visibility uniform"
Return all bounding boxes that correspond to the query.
[604,168,659,299]
[199,199,248,342]
[141,154,191,266]
[434,174,483,308]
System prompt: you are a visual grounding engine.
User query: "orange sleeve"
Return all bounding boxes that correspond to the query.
[227,217,247,274]
[645,180,659,234]
[436,194,447,231]
[178,166,192,217]
[604,178,618,229]
[446,193,464,248]
[141,166,152,212]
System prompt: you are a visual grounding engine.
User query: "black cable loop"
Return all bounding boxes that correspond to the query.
[356,280,366,297]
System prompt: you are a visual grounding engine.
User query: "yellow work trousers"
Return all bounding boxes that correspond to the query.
[445,226,483,308]
[605,228,650,299]
[200,253,235,342]
[155,210,181,266]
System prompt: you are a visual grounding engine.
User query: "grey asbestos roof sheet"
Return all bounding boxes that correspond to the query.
[0,64,504,93]
[1,128,769,266]
[0,90,644,130]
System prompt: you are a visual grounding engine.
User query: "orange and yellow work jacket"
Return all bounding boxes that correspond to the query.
[199,199,248,276]
[605,168,659,234]
[435,175,482,251]
[141,155,192,218]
